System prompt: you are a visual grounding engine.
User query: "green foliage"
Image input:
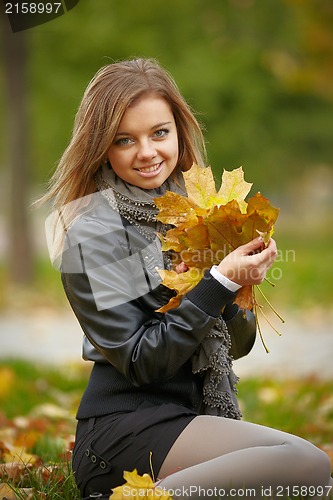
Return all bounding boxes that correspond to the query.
[264,230,333,310]
[1,0,329,191]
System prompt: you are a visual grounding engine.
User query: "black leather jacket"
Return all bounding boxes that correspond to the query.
[60,196,256,418]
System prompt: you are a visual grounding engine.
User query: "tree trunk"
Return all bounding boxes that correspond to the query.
[1,12,33,284]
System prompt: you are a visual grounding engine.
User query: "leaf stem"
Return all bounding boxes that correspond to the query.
[253,298,270,354]
[255,285,285,323]
[264,277,275,287]
[255,302,282,337]
[150,451,155,483]
[253,288,270,353]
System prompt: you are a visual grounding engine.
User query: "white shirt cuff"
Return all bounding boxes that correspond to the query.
[210,265,242,292]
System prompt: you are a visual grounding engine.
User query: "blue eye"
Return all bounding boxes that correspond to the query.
[114,137,133,146]
[154,128,169,138]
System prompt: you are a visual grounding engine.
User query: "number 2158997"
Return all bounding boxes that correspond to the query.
[5,3,62,15]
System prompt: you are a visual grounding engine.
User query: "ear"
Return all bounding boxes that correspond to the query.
[102,158,111,167]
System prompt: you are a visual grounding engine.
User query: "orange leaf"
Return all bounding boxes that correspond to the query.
[154,191,198,226]
[247,192,280,225]
[234,286,254,310]
[0,461,33,482]
[156,295,182,314]
[205,200,248,252]
[0,483,16,500]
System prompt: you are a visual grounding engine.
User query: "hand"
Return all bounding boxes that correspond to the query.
[175,261,189,274]
[217,237,277,286]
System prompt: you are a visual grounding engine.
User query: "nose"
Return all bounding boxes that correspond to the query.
[136,139,157,161]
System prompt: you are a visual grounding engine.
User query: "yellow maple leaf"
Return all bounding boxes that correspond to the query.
[3,446,38,465]
[182,164,253,213]
[216,166,253,212]
[182,163,217,208]
[110,469,173,499]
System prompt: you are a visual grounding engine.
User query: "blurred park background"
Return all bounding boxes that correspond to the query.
[0,0,333,494]
[1,0,333,314]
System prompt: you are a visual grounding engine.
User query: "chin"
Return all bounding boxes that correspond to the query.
[141,181,164,190]
[140,176,168,190]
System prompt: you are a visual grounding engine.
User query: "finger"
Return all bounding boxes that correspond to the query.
[264,238,278,262]
[239,237,264,255]
[266,238,277,252]
[254,241,278,268]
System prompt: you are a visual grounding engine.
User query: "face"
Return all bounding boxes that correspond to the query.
[107,95,179,189]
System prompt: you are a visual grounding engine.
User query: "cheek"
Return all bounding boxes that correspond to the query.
[108,150,130,169]
[169,136,179,161]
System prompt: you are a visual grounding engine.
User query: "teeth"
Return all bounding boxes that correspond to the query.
[138,163,160,173]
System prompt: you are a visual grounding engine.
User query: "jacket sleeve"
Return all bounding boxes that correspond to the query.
[60,216,253,386]
[223,304,256,360]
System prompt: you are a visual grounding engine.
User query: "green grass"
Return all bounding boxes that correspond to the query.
[239,377,333,447]
[0,358,89,418]
[2,462,80,500]
[0,360,332,499]
[0,360,87,499]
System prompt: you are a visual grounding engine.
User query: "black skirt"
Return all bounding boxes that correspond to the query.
[72,401,197,498]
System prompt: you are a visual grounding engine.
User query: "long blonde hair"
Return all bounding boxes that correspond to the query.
[40,57,207,214]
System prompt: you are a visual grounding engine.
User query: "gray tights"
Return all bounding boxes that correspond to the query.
[158,416,332,499]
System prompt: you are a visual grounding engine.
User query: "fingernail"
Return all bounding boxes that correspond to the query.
[258,236,263,242]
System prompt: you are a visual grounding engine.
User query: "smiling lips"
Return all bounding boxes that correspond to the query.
[136,162,163,176]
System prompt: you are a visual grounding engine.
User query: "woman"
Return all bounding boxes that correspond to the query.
[42,58,332,498]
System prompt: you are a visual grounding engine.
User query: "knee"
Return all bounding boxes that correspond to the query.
[309,447,332,483]
[288,438,332,485]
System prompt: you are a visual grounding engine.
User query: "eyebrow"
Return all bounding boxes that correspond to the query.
[115,121,173,137]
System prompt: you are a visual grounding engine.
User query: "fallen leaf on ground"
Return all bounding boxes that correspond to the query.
[111,469,173,499]
[0,482,16,499]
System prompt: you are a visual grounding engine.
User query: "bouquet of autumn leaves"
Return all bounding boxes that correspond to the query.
[154,165,283,352]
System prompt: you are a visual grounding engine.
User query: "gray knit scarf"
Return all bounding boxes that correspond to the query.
[95,163,241,419]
